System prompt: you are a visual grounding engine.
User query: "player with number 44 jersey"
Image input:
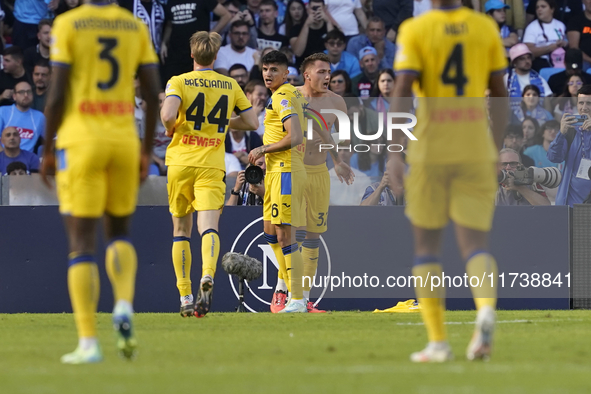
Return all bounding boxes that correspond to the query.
[161,32,258,319]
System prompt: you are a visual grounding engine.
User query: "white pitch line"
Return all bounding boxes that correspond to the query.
[396,318,584,326]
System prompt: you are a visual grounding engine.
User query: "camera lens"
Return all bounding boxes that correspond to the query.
[245,165,264,185]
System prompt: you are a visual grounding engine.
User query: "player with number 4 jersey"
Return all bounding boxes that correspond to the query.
[161,31,258,319]
[389,0,508,363]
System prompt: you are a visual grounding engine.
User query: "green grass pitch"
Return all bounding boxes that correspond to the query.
[1,310,590,394]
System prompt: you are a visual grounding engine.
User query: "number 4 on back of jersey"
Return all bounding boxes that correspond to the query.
[441,43,468,96]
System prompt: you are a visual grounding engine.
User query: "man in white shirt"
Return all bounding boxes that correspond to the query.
[504,43,553,99]
[214,20,259,75]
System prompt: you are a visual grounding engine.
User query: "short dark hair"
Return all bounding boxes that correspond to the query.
[323,29,346,44]
[34,58,50,70]
[3,46,24,62]
[38,19,52,30]
[504,124,523,138]
[230,20,250,31]
[309,0,325,4]
[262,50,289,67]
[260,0,278,10]
[522,84,541,97]
[6,161,27,175]
[300,52,330,75]
[245,79,266,94]
[367,16,385,26]
[541,119,560,132]
[578,85,591,96]
[229,63,248,74]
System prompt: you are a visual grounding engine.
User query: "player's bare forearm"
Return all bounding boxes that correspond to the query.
[138,66,161,156]
[488,73,509,152]
[43,66,70,155]
[161,96,180,132]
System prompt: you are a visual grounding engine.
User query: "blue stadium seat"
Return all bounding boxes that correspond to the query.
[539,67,564,81]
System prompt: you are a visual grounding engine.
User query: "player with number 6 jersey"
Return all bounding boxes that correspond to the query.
[161,31,258,319]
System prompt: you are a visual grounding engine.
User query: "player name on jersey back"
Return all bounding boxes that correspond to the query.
[50,4,159,148]
[394,7,507,165]
[183,78,233,89]
[165,69,251,170]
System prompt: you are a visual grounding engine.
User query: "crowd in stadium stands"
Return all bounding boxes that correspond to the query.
[1,0,591,206]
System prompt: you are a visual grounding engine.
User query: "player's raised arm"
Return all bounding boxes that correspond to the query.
[137,65,161,182]
[41,65,69,188]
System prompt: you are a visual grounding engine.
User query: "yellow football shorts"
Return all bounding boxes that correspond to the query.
[56,141,139,218]
[167,166,226,217]
[263,170,306,227]
[404,162,497,231]
[304,163,330,233]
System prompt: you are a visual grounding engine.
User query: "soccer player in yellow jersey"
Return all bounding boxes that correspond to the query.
[248,50,308,313]
[387,0,508,362]
[161,31,258,318]
[40,0,161,364]
[293,53,354,313]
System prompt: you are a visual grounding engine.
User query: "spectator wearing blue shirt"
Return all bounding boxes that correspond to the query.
[323,29,361,79]
[524,119,563,168]
[548,86,591,206]
[0,126,39,174]
[0,81,46,154]
[346,16,396,72]
[13,0,50,51]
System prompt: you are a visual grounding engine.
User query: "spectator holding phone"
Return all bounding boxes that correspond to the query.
[547,85,591,206]
[290,0,336,67]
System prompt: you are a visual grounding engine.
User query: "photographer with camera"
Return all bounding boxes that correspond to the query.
[547,85,591,206]
[227,156,266,206]
[496,149,551,206]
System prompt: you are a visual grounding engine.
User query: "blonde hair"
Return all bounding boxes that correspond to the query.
[190,31,222,66]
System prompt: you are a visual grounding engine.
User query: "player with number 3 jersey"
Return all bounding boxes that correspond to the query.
[42,0,161,364]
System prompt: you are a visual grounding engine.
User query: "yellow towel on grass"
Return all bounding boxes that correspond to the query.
[373,299,421,313]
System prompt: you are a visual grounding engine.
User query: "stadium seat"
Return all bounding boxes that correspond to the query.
[539,67,564,81]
